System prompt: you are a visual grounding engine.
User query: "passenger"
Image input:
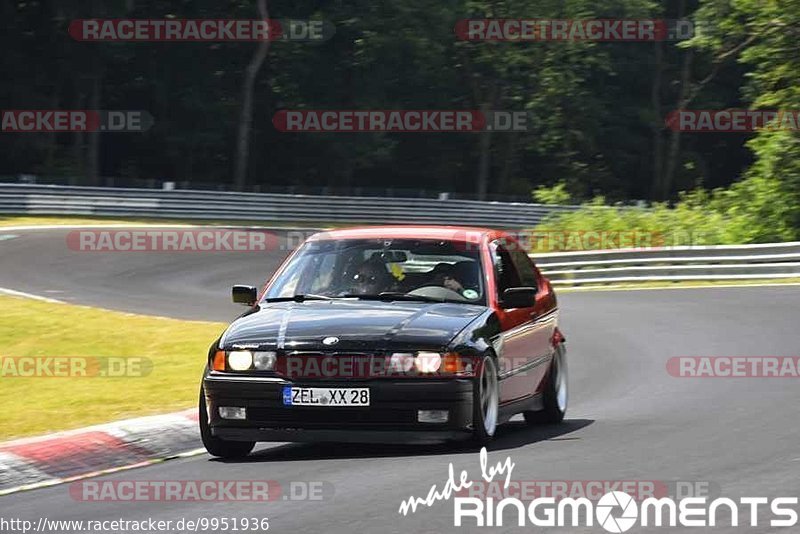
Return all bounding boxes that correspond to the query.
[350,258,392,295]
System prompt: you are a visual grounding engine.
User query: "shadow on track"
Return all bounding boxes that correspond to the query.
[211,418,594,464]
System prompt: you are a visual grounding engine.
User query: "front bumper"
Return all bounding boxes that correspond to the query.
[203,373,475,444]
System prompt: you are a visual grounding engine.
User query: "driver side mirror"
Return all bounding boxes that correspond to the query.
[232,285,258,306]
[501,287,536,309]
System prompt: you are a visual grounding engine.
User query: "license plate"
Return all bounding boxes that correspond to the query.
[282,387,370,407]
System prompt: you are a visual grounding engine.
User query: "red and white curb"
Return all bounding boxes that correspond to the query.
[0,409,202,496]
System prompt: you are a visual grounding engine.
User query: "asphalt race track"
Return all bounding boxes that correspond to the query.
[1,227,799,533]
[0,226,299,321]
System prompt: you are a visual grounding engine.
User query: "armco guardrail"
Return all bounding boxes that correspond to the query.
[534,242,800,285]
[2,184,796,285]
[0,184,579,228]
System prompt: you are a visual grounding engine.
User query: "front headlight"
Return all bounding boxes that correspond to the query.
[253,351,277,370]
[386,352,473,375]
[414,352,442,373]
[402,352,472,375]
[389,353,415,373]
[227,350,254,371]
[211,350,277,371]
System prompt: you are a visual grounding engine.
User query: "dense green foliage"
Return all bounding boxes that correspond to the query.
[534,173,799,250]
[534,0,800,246]
[0,0,797,227]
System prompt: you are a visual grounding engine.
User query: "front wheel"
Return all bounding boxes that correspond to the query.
[199,390,255,459]
[471,355,499,444]
[524,343,567,425]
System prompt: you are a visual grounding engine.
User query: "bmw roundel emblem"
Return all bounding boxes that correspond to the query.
[322,336,339,346]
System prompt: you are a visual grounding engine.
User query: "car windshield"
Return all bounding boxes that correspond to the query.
[264,238,486,305]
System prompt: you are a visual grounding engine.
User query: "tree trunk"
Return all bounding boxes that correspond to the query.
[664,49,694,197]
[233,0,271,191]
[475,85,498,200]
[650,38,665,199]
[476,106,492,201]
[71,74,85,186]
[44,77,62,176]
[71,127,83,186]
[87,67,101,186]
[498,134,516,196]
[86,0,105,186]
[662,0,692,198]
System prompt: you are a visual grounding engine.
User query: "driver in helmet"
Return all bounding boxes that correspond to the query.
[430,263,465,293]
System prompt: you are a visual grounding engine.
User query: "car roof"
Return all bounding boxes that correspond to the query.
[307,225,505,242]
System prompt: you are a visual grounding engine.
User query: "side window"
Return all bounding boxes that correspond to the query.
[490,241,522,296]
[509,248,540,289]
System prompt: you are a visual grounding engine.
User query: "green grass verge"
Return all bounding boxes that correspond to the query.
[0,295,226,440]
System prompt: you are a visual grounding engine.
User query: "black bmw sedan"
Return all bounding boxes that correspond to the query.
[200,226,567,457]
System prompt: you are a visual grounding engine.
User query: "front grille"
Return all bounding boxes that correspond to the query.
[248,406,417,428]
[275,353,386,380]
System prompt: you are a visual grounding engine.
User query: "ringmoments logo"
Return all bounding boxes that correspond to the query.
[398,448,800,530]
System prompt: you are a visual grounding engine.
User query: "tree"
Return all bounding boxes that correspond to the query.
[233,0,271,190]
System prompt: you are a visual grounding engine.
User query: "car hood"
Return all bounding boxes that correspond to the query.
[220,299,487,352]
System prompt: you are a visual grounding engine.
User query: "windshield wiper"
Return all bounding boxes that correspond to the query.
[340,292,448,303]
[262,294,332,303]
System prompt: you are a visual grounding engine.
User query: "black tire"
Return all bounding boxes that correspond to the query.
[199,390,255,459]
[524,343,567,425]
[471,354,499,444]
